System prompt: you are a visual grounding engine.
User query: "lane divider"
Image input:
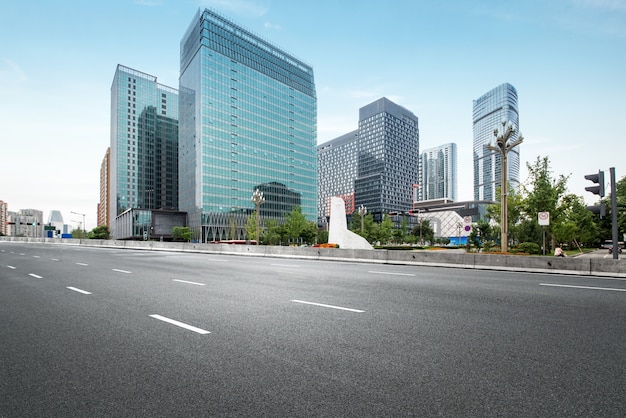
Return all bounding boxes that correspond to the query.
[149,314,211,334]
[291,299,365,313]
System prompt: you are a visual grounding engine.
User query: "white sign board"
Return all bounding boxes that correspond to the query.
[538,211,550,226]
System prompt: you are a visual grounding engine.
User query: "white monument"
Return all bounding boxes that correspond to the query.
[328,197,373,250]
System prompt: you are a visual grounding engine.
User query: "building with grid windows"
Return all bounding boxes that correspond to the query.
[318,97,419,223]
[179,9,317,242]
[109,65,179,239]
[473,83,521,201]
[317,130,358,222]
[355,98,419,220]
[419,143,457,202]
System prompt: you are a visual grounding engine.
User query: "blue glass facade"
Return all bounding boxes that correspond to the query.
[472,83,520,201]
[179,9,317,242]
[110,65,179,239]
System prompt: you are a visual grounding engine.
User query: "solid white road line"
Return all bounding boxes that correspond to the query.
[112,269,132,274]
[149,314,211,334]
[540,283,626,292]
[7,266,16,269]
[67,287,92,295]
[51,258,59,261]
[291,299,365,313]
[173,279,206,286]
[271,263,301,268]
[28,273,43,278]
[76,262,89,266]
[368,270,415,276]
[33,255,40,258]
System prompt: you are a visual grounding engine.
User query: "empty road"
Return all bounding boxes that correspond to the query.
[1,242,624,416]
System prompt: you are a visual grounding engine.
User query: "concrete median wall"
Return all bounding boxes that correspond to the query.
[2,237,624,277]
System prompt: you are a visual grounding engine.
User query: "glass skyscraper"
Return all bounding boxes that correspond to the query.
[110,65,179,238]
[472,83,520,201]
[419,143,457,202]
[179,9,317,242]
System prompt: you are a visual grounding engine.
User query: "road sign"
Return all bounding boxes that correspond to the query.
[538,211,550,226]
[463,216,471,224]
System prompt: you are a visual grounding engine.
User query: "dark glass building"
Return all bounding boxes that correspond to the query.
[110,65,179,238]
[318,97,419,222]
[179,9,317,242]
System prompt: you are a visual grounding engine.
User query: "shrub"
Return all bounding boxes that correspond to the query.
[518,242,540,255]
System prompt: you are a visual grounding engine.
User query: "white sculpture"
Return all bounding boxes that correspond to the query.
[328,197,373,250]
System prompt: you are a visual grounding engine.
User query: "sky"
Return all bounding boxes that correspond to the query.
[1,0,624,231]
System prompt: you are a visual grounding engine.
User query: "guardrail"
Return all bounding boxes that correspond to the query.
[2,237,625,278]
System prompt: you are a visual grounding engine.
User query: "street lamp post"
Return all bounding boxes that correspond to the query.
[251,189,265,245]
[71,211,86,238]
[486,120,523,253]
[358,205,367,233]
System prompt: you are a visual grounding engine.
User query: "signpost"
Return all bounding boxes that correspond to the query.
[538,212,550,255]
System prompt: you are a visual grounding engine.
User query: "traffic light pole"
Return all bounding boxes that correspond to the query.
[610,167,618,259]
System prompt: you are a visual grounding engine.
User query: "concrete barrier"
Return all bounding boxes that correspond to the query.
[1,237,624,278]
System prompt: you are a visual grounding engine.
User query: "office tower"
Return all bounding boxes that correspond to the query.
[109,65,178,238]
[354,97,419,220]
[98,148,110,227]
[419,143,457,202]
[473,83,520,201]
[179,9,317,242]
[0,200,7,236]
[317,130,359,221]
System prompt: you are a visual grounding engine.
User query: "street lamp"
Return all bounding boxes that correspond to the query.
[486,120,523,253]
[250,189,265,244]
[71,211,86,237]
[358,205,367,233]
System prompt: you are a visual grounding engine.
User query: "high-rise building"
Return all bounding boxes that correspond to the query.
[109,65,179,238]
[98,147,110,227]
[179,9,317,242]
[419,143,457,202]
[317,130,359,221]
[473,83,520,201]
[0,200,7,236]
[354,98,419,220]
[318,97,419,222]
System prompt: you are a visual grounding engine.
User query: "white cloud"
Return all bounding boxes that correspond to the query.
[198,0,269,18]
[264,21,280,30]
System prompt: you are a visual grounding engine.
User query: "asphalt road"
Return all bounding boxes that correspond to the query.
[1,242,625,417]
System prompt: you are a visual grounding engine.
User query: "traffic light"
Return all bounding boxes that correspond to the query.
[584,170,605,197]
[586,203,606,218]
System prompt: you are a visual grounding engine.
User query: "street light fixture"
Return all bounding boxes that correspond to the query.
[357,205,367,233]
[71,211,86,237]
[250,189,265,245]
[486,120,523,253]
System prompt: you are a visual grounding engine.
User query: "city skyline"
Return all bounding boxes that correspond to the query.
[1,0,624,231]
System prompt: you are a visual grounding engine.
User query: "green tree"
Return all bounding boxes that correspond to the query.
[172,226,192,242]
[88,225,110,239]
[521,156,569,249]
[244,214,261,243]
[411,218,434,245]
[391,216,409,244]
[349,212,377,243]
[283,206,313,244]
[554,194,598,247]
[71,228,87,239]
[261,219,282,245]
[376,214,393,244]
